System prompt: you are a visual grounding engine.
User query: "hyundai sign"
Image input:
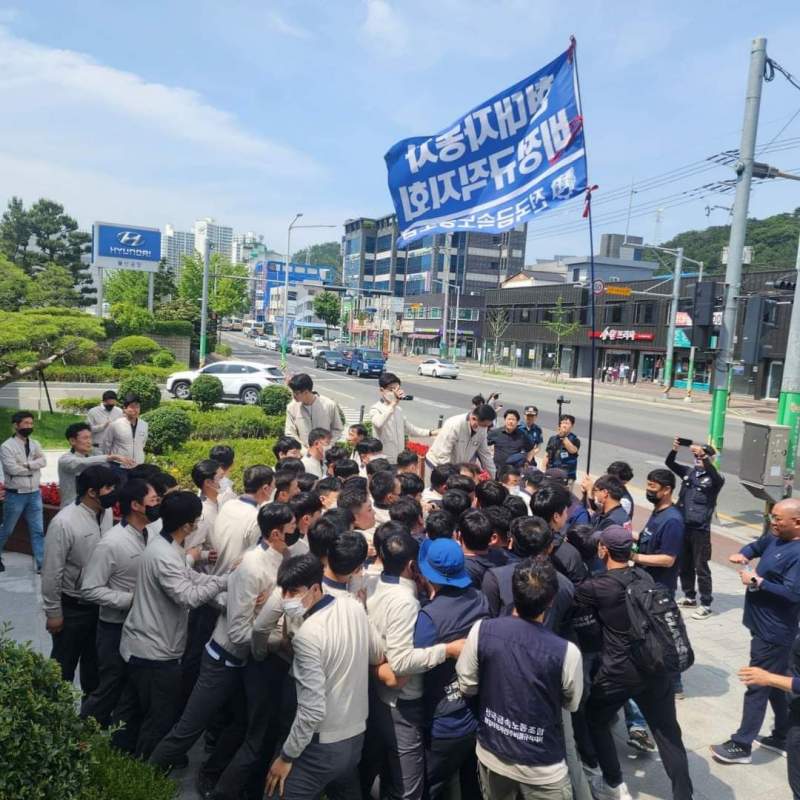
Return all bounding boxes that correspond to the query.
[92,222,161,273]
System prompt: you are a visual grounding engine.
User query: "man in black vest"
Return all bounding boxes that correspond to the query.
[413,538,488,799]
[587,475,632,538]
[456,559,583,798]
[666,439,724,620]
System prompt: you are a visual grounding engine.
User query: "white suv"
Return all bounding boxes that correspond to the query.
[291,339,314,357]
[166,360,284,405]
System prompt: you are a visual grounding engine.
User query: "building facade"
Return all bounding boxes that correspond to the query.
[252,260,333,325]
[194,217,233,262]
[397,293,484,357]
[160,224,195,277]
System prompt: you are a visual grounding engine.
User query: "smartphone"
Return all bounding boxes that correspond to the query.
[677,437,693,447]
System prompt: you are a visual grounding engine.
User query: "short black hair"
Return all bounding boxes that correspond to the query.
[76,464,118,498]
[457,462,481,477]
[380,531,419,577]
[593,474,625,501]
[388,496,422,529]
[378,372,401,389]
[333,459,360,480]
[160,491,203,534]
[503,408,520,421]
[559,414,576,426]
[348,423,368,439]
[117,478,151,516]
[325,444,351,466]
[150,471,178,496]
[374,520,407,557]
[509,516,552,558]
[484,505,512,541]
[289,491,322,521]
[366,457,393,477]
[425,510,455,540]
[287,373,313,393]
[308,428,331,448]
[273,436,302,460]
[275,458,305,478]
[257,502,295,539]
[503,495,530,520]
[65,422,91,440]
[647,468,676,490]
[343,475,368,493]
[396,449,419,469]
[315,476,342,496]
[441,489,471,520]
[209,444,234,469]
[101,390,117,401]
[11,411,33,425]
[308,516,341,559]
[472,404,496,423]
[446,474,475,495]
[191,459,221,490]
[126,463,161,483]
[475,480,509,509]
[122,394,140,408]
[356,437,383,456]
[512,559,558,620]
[243,465,274,494]
[458,509,492,551]
[471,394,486,407]
[338,485,370,515]
[606,460,633,483]
[430,464,458,492]
[275,471,299,497]
[566,523,598,562]
[277,553,323,592]
[370,469,398,505]
[498,465,522,484]
[531,482,571,522]
[398,472,424,497]
[297,473,317,493]
[328,532,368,576]
[321,506,355,532]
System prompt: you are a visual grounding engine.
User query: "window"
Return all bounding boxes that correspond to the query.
[430,307,442,319]
[520,309,531,323]
[203,364,228,374]
[635,302,655,324]
[605,303,624,324]
[572,268,581,282]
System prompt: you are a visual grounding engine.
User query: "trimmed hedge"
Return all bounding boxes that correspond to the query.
[188,406,284,440]
[149,319,193,337]
[151,350,175,368]
[190,374,224,411]
[109,336,161,365]
[143,405,192,454]
[118,374,161,413]
[149,437,277,490]
[259,384,292,416]
[32,364,181,383]
[84,740,177,800]
[214,342,233,357]
[57,396,101,414]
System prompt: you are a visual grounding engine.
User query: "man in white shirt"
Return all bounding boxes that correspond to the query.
[284,373,343,446]
[301,427,330,479]
[103,394,149,470]
[86,390,123,450]
[426,405,497,479]
[209,444,237,506]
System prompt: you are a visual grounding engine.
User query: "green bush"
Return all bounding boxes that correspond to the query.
[151,350,176,368]
[143,405,193,454]
[56,396,101,414]
[259,384,291,416]
[214,342,233,357]
[62,336,104,366]
[84,740,177,800]
[109,303,155,335]
[110,350,133,369]
[149,437,277,489]
[118,374,161,413]
[34,364,180,383]
[188,405,284,440]
[149,319,193,337]
[190,374,224,411]
[109,335,161,365]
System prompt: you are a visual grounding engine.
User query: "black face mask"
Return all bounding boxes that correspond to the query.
[99,491,117,509]
[103,403,116,412]
[17,428,33,437]
[145,506,161,522]
[646,490,661,505]
[284,530,301,547]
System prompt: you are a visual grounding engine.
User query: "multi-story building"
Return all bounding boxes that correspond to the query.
[231,232,265,265]
[252,260,333,326]
[194,217,233,262]
[160,224,195,277]
[342,214,527,298]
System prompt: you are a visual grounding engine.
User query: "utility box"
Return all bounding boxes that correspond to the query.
[739,421,790,487]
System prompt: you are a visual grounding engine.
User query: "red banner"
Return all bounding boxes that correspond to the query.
[588,328,655,342]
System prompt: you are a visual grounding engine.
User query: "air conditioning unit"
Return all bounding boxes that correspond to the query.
[608,276,620,282]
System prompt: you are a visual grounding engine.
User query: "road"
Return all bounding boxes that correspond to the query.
[224,333,762,536]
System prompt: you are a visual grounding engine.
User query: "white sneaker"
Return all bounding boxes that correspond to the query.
[591,776,634,800]
[692,606,712,620]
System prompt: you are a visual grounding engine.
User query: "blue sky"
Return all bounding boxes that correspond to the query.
[1,1,800,263]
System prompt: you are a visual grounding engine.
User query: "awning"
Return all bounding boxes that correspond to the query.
[408,333,438,340]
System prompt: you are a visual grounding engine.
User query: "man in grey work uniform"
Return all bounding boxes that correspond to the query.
[86,389,123,450]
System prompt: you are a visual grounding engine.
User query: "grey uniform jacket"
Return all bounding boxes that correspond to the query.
[120,533,228,662]
[86,404,123,447]
[58,450,109,508]
[208,496,261,575]
[425,412,495,477]
[81,520,149,624]
[103,417,148,466]
[284,394,343,446]
[41,502,109,619]
[0,436,47,493]
[369,399,429,463]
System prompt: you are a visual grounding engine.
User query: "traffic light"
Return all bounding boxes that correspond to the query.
[691,281,719,349]
[772,277,797,292]
[741,296,777,364]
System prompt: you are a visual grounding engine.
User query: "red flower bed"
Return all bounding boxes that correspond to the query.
[405,441,430,457]
[39,482,61,506]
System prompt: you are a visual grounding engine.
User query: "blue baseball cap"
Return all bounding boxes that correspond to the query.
[419,538,471,589]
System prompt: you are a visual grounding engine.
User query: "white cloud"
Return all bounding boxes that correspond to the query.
[267,10,313,40]
[360,0,409,57]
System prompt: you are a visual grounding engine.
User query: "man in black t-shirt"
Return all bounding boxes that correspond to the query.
[544,414,580,481]
[488,409,530,472]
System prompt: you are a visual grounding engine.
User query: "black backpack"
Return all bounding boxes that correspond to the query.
[610,567,695,675]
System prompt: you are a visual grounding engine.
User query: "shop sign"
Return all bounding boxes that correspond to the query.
[589,327,655,342]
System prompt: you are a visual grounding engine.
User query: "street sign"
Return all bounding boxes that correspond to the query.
[592,279,605,296]
[605,285,631,297]
[92,222,161,272]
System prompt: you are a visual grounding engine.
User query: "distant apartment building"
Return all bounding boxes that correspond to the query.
[231,231,265,265]
[160,224,195,277]
[194,217,233,261]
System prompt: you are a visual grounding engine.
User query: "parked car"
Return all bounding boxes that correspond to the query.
[315,350,345,371]
[311,342,329,358]
[347,348,386,378]
[245,327,259,339]
[166,360,284,405]
[254,335,269,348]
[311,334,324,342]
[265,337,280,351]
[291,339,314,357]
[338,347,353,362]
[417,358,459,379]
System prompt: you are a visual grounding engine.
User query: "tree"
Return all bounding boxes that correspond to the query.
[292,241,341,272]
[103,260,176,308]
[312,291,341,343]
[178,252,249,318]
[541,296,580,381]
[110,303,155,334]
[0,196,33,267]
[27,264,82,308]
[486,308,510,372]
[0,254,31,311]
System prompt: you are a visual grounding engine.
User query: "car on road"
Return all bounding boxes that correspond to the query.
[315,350,346,371]
[311,342,329,358]
[417,357,459,379]
[312,334,324,342]
[291,339,314,357]
[254,335,269,348]
[346,348,386,378]
[166,360,284,405]
[265,337,280,351]
[245,327,259,339]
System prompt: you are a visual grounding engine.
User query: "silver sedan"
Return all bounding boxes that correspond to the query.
[417,357,459,379]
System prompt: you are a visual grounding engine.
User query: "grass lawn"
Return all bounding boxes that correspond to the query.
[0,408,83,449]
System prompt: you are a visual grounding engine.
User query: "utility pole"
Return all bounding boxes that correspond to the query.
[776,232,800,473]
[662,247,683,397]
[147,272,155,312]
[684,261,704,403]
[199,239,211,366]
[709,37,767,456]
[451,284,461,362]
[439,233,452,358]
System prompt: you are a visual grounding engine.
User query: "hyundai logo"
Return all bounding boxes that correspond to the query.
[117,231,144,247]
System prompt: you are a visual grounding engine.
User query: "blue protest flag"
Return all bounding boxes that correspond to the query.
[384,45,587,246]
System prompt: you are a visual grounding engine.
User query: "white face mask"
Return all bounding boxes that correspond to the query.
[219,476,233,492]
[282,592,308,619]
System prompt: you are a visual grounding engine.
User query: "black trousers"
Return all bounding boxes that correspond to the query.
[587,675,693,800]
[788,718,800,800]
[426,732,481,800]
[679,526,713,606]
[81,620,125,727]
[111,658,183,759]
[181,604,219,709]
[50,602,99,696]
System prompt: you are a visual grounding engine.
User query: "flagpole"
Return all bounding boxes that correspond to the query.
[570,36,597,475]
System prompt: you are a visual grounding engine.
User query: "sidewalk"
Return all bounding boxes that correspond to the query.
[0,548,792,800]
